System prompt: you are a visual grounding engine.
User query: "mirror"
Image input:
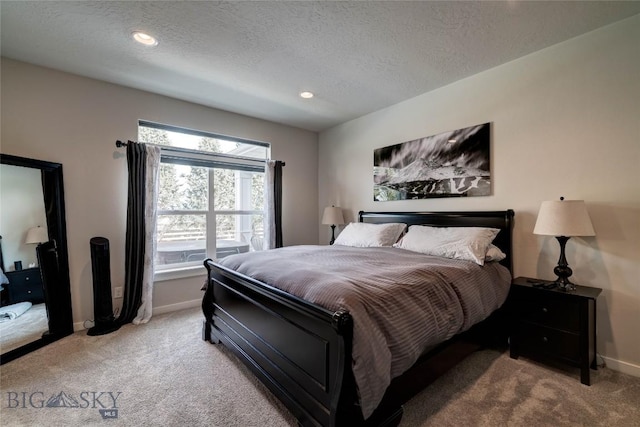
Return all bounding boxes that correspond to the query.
[0,154,73,364]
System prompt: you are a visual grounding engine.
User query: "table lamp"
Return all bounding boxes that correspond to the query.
[321,206,344,245]
[25,225,49,267]
[25,225,49,246]
[533,197,595,291]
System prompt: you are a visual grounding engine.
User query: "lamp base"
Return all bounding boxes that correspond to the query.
[553,236,575,292]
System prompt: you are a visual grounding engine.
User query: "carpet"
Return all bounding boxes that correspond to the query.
[1,307,638,426]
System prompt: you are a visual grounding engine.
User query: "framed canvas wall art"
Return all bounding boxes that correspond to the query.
[374,122,491,201]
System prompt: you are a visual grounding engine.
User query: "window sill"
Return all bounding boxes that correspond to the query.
[154,265,207,282]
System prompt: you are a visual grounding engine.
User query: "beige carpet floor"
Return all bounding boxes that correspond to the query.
[1,307,638,426]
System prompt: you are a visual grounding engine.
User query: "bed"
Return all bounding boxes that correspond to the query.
[202,210,514,426]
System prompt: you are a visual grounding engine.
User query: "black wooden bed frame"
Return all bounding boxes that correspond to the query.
[202,210,515,427]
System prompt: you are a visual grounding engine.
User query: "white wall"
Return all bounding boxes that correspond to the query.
[0,164,48,270]
[1,59,318,326]
[319,16,640,373]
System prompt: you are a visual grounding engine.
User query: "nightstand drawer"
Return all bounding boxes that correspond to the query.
[9,268,41,283]
[10,284,42,304]
[517,322,580,362]
[6,267,44,304]
[519,295,579,332]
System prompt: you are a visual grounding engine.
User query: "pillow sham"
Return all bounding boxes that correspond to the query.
[485,244,507,262]
[394,225,500,265]
[333,222,406,247]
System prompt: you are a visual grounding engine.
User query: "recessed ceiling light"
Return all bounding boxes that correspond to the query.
[299,91,314,99]
[132,31,158,46]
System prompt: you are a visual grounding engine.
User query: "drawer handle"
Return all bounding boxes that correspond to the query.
[27,290,32,294]
[542,336,548,343]
[25,277,30,281]
[542,307,548,313]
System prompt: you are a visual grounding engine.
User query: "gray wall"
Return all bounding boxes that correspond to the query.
[1,58,318,326]
[0,164,47,269]
[318,16,640,374]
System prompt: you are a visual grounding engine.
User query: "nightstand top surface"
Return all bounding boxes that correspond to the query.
[512,276,602,299]
[5,267,41,277]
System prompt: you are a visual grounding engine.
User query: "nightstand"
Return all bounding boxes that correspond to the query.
[508,276,602,385]
[5,267,45,304]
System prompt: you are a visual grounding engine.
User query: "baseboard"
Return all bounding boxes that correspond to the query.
[73,299,201,332]
[602,355,640,378]
[152,299,201,315]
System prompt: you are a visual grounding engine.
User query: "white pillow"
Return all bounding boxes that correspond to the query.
[485,244,507,262]
[333,222,406,247]
[394,225,500,265]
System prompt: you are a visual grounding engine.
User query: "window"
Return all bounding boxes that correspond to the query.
[138,121,269,277]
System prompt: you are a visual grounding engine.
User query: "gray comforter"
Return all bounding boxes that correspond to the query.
[218,245,511,419]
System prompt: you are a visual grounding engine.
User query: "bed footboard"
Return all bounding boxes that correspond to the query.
[203,259,355,427]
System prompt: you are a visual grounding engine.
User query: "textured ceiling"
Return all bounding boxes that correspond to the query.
[2,1,639,132]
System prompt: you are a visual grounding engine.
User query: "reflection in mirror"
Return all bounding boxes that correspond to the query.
[0,165,49,353]
[0,154,73,364]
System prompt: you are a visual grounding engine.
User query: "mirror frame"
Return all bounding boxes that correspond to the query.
[0,154,74,364]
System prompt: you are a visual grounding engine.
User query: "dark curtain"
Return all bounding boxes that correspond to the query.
[274,160,284,248]
[41,169,67,270]
[40,169,73,334]
[118,142,147,325]
[37,240,72,335]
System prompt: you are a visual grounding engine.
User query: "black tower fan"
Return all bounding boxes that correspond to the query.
[87,237,120,336]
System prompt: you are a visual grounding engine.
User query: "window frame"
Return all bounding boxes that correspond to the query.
[138,121,270,282]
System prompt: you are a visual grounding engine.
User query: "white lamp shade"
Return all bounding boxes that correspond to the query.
[25,226,49,244]
[533,200,595,237]
[322,206,345,225]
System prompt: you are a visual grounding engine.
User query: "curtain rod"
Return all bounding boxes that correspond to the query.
[115,140,284,166]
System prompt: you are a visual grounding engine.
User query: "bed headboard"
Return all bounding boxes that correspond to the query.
[359,210,515,274]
